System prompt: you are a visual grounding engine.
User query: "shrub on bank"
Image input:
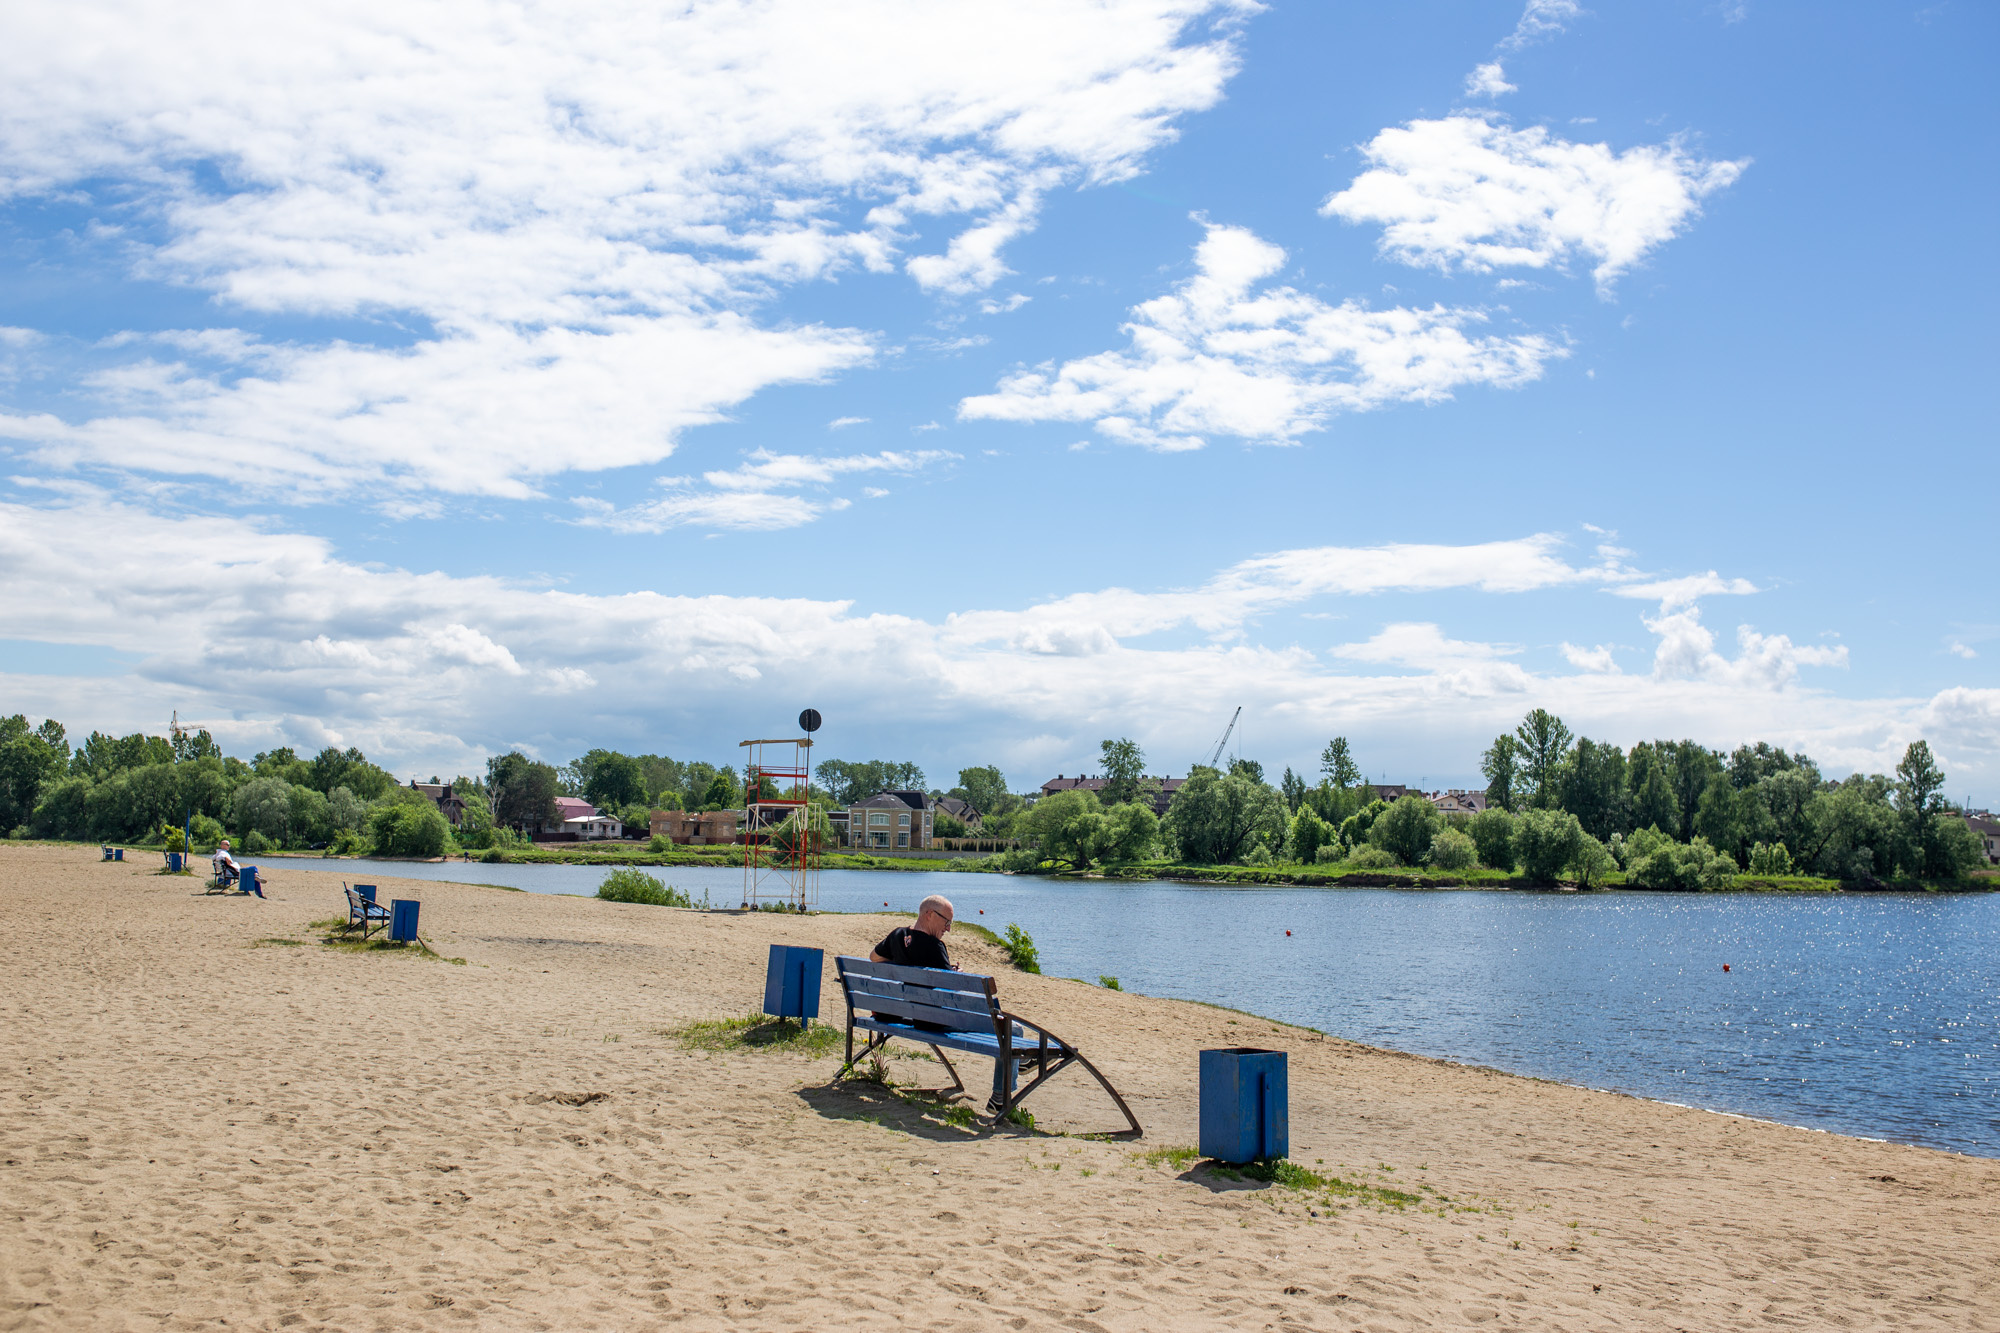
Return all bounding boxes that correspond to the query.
[596,867,692,907]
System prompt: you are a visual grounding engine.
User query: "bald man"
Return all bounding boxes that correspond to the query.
[869,893,955,970]
[867,894,1019,1114]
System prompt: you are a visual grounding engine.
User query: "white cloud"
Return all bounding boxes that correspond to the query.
[572,448,956,532]
[979,294,1033,315]
[1500,0,1585,51]
[1612,571,1758,610]
[1465,62,1517,98]
[1560,641,1621,673]
[827,417,870,430]
[958,222,1561,449]
[1948,641,1977,660]
[1324,117,1747,293]
[2,495,1992,796]
[0,0,1254,501]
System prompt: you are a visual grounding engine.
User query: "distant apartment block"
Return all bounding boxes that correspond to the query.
[1039,774,1184,816]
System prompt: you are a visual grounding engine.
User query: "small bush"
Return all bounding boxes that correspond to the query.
[1468,807,1515,872]
[1000,923,1040,973]
[648,834,670,852]
[1313,845,1346,865]
[242,828,274,855]
[1099,975,1121,990]
[596,867,692,907]
[1429,828,1477,871]
[481,847,505,863]
[1748,841,1792,875]
[1344,845,1398,870]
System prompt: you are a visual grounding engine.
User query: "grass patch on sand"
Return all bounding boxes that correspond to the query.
[1135,1147,1481,1214]
[670,1014,843,1058]
[253,937,306,947]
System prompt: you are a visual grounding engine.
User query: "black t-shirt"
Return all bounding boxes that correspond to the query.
[874,925,951,970]
[872,926,952,1028]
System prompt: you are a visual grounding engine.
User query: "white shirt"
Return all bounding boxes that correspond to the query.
[213,848,240,870]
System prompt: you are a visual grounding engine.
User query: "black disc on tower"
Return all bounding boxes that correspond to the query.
[798,708,822,734]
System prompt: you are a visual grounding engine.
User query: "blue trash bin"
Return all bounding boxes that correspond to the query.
[240,866,261,895]
[166,851,183,873]
[1199,1047,1289,1164]
[389,899,420,943]
[113,847,125,861]
[762,945,824,1028]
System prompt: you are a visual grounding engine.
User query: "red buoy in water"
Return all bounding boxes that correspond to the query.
[1723,963,1731,972]
[1285,930,1292,937]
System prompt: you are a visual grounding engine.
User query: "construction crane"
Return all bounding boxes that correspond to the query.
[1201,706,1242,770]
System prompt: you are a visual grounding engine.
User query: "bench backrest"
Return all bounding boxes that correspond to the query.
[834,956,1003,1036]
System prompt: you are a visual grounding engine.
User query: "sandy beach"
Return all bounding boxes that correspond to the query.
[3,844,1996,1331]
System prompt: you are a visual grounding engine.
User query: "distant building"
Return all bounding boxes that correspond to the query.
[1428,789,1489,819]
[849,791,933,850]
[407,780,468,827]
[1969,815,2000,863]
[648,810,740,845]
[1369,783,1413,804]
[536,795,623,841]
[935,796,983,830]
[1040,774,1184,817]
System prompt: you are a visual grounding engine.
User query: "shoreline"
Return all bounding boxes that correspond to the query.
[258,854,1997,1160]
[8,842,1999,1329]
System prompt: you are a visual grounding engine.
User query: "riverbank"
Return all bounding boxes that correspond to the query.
[5,842,1996,1330]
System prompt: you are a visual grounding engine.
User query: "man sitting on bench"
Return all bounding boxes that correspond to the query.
[870,894,1018,1113]
[211,840,262,897]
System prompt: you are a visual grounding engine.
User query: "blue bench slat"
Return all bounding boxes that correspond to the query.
[852,1019,1009,1057]
[834,955,996,995]
[851,993,998,1033]
[843,975,998,1018]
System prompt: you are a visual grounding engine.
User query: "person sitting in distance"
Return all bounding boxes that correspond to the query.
[869,893,1019,1115]
[212,840,262,896]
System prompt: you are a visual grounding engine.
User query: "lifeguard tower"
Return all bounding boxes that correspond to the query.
[738,709,825,911]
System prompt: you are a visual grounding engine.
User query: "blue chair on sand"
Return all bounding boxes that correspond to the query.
[344,884,391,940]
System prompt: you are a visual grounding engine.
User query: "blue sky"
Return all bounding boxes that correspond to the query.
[1,0,1994,800]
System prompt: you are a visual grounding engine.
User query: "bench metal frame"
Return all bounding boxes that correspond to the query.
[832,956,1140,1137]
[343,885,391,940]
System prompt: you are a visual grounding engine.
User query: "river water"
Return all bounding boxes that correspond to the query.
[258,855,2000,1157]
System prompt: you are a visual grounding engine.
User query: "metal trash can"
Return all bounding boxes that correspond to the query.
[389,899,420,943]
[166,852,183,873]
[1199,1047,1289,1164]
[114,848,125,861]
[762,945,823,1028]
[240,866,261,895]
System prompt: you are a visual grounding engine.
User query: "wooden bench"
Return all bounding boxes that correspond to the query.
[344,885,391,940]
[833,956,1141,1137]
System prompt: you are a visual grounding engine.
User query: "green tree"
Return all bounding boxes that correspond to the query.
[328,786,369,835]
[488,751,560,831]
[1098,738,1146,806]
[0,727,65,830]
[699,768,742,810]
[1558,737,1628,840]
[1319,737,1360,790]
[1279,766,1306,814]
[1227,757,1265,786]
[1162,766,1287,864]
[813,759,926,805]
[1023,789,1109,871]
[1893,740,1949,876]
[1480,734,1519,811]
[1569,834,1615,889]
[232,777,294,843]
[1663,740,1723,842]
[1102,801,1159,862]
[284,784,331,847]
[1429,827,1477,871]
[1368,795,1442,867]
[1513,709,1573,809]
[1288,805,1331,864]
[952,765,1013,817]
[569,749,646,811]
[370,802,449,857]
[1513,807,1585,883]
[1627,744,1680,837]
[1467,807,1516,871]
